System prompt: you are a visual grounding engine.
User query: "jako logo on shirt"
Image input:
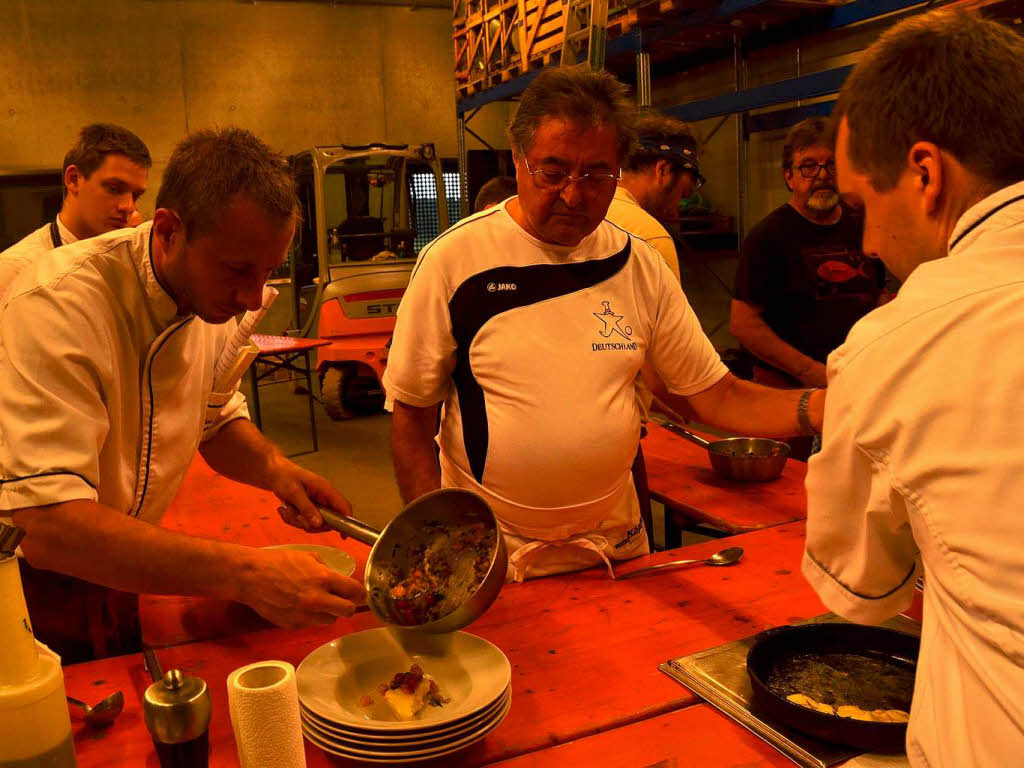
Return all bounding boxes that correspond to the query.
[487,282,517,292]
[592,300,637,351]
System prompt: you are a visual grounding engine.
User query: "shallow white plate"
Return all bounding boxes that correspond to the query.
[297,628,510,731]
[262,544,355,577]
[300,687,510,747]
[301,693,511,761]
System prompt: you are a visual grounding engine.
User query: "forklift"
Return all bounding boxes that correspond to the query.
[286,142,452,419]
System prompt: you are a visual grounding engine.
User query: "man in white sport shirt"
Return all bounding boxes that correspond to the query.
[802,11,1024,766]
[0,123,151,298]
[0,128,363,662]
[385,66,824,581]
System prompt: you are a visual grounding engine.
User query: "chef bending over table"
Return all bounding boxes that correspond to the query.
[385,66,825,583]
[0,128,363,663]
[800,10,1024,768]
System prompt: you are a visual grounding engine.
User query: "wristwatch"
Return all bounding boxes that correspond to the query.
[797,388,821,436]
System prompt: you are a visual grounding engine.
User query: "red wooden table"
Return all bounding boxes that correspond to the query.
[248,334,332,454]
[484,704,795,767]
[643,423,808,545]
[68,521,847,767]
[141,455,367,648]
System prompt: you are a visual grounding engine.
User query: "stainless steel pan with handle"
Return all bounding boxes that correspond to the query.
[657,420,790,482]
[320,488,507,633]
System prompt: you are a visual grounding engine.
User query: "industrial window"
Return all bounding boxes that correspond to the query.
[409,172,462,253]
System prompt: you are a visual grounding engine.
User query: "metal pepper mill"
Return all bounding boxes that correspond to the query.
[143,648,211,768]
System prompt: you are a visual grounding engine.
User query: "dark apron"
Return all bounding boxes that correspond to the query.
[19,559,141,664]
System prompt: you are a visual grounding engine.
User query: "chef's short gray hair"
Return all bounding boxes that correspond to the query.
[507,66,636,162]
[155,127,299,241]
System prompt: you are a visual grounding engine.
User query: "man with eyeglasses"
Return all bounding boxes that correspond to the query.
[385,66,823,581]
[731,117,884,395]
[605,112,704,284]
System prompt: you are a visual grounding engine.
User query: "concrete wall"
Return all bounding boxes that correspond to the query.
[0,0,513,216]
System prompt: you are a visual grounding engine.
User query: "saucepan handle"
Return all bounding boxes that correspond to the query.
[319,508,381,547]
[659,421,712,449]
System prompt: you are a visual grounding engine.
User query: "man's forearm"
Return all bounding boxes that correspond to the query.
[13,499,251,600]
[391,402,442,504]
[199,417,283,490]
[685,374,825,437]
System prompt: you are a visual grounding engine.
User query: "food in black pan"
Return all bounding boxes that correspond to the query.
[786,693,909,722]
[770,651,914,720]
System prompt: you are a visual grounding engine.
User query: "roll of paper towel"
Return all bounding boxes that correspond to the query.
[227,660,306,768]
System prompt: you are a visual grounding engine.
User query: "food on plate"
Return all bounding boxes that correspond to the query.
[786,694,910,723]
[371,664,449,720]
[385,521,496,625]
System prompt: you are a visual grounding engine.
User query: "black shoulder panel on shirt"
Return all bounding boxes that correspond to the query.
[448,238,631,483]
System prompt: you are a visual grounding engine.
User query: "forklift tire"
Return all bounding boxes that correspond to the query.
[321,367,357,421]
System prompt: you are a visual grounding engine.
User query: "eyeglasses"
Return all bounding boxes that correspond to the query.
[794,161,837,179]
[521,154,620,191]
[684,169,707,191]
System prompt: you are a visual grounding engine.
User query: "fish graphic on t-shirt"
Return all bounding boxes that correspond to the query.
[817,259,871,283]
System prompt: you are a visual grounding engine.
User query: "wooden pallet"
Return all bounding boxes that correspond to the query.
[453,0,868,98]
[453,0,665,94]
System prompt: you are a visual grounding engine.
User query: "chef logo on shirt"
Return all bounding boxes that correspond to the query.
[592,301,637,351]
[487,281,517,292]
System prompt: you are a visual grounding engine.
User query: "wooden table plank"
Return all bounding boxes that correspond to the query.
[141,455,369,648]
[643,423,808,534]
[483,704,796,768]
[69,521,833,767]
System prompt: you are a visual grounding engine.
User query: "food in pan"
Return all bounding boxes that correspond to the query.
[358,664,449,720]
[786,694,909,722]
[724,446,785,458]
[771,651,914,722]
[385,521,496,625]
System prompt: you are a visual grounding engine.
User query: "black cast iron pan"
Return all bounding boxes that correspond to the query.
[746,623,919,753]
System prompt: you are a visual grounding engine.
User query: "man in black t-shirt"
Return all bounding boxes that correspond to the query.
[731,118,884,389]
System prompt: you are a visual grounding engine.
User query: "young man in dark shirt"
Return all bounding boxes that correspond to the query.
[730,118,884,390]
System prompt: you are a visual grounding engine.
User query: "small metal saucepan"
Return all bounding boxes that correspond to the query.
[319,488,507,633]
[658,421,790,482]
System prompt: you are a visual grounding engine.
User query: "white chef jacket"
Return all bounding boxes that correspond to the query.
[803,182,1024,767]
[0,216,78,300]
[0,222,249,523]
[384,203,727,579]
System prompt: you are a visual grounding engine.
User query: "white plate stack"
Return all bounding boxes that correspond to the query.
[296,628,512,763]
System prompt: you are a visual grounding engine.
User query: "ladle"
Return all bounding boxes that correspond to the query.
[613,546,744,580]
[67,691,125,728]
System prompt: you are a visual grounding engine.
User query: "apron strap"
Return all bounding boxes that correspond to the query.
[509,535,615,583]
[49,218,62,248]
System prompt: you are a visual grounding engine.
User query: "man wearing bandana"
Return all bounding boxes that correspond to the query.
[605,113,705,285]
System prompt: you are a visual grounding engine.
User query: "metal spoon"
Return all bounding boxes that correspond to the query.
[67,691,125,728]
[613,546,744,580]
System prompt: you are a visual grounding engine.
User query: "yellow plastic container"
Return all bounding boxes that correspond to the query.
[0,551,76,767]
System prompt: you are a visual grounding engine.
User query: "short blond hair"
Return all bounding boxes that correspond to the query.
[155,128,298,241]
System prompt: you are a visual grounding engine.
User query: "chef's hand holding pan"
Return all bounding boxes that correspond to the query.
[269,458,352,534]
[240,547,364,629]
